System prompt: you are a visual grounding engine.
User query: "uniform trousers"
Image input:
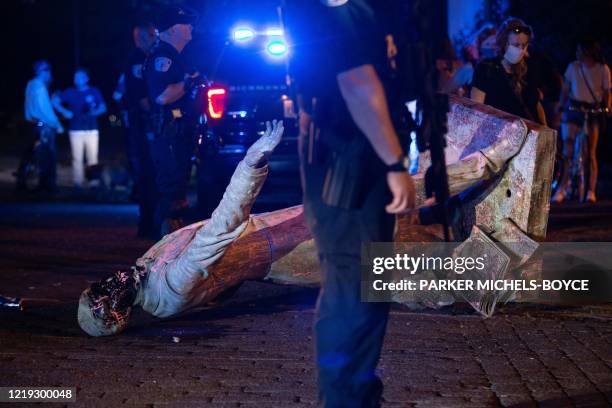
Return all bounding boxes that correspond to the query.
[125,109,158,238]
[148,117,194,238]
[300,134,395,407]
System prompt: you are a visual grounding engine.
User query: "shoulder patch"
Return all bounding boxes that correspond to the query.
[154,57,172,73]
[132,64,143,79]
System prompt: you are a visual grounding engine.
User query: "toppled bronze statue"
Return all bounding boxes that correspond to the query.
[78,97,556,336]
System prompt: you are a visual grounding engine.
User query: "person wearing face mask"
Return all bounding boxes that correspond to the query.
[552,39,611,203]
[470,18,546,125]
[440,25,496,97]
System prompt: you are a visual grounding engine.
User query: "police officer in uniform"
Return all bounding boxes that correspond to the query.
[144,7,199,238]
[288,1,416,406]
[114,21,158,238]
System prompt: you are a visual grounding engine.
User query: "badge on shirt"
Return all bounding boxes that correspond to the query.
[132,64,143,79]
[154,57,173,73]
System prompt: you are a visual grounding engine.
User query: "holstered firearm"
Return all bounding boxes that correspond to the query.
[321,135,367,209]
[320,131,380,210]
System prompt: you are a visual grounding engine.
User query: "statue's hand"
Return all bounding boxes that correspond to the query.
[245,120,284,168]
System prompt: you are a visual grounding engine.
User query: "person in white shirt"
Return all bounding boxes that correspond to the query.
[553,39,611,203]
[16,60,65,192]
[53,68,107,188]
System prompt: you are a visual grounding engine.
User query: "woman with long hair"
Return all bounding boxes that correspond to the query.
[552,39,611,203]
[470,18,546,125]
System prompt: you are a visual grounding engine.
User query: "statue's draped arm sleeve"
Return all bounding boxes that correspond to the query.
[167,160,269,295]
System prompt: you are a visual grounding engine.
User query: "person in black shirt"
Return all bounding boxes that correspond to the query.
[471,18,546,125]
[114,22,158,238]
[144,7,199,238]
[288,1,415,405]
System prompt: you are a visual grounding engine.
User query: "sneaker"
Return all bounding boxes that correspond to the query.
[586,191,596,203]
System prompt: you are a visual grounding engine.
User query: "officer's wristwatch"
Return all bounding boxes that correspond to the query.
[387,155,410,173]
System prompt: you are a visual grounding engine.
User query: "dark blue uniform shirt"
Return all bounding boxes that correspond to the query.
[124,48,149,110]
[144,40,190,112]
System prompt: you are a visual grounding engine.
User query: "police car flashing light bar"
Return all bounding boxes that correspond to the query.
[266,41,288,57]
[232,26,288,58]
[233,27,284,40]
[233,27,255,42]
[264,28,284,36]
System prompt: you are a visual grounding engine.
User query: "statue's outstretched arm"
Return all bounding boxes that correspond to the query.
[169,120,285,293]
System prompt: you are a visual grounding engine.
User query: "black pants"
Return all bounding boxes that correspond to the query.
[125,110,158,237]
[300,134,395,407]
[148,117,194,238]
[16,123,57,191]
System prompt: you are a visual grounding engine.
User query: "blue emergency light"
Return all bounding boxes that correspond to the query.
[233,27,255,42]
[265,28,284,36]
[266,40,288,57]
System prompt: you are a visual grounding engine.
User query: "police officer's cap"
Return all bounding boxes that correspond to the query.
[157,6,199,33]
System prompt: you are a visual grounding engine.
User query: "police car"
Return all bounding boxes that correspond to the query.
[194,4,300,217]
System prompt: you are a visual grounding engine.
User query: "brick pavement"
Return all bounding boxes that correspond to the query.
[1,295,611,407]
[0,200,612,407]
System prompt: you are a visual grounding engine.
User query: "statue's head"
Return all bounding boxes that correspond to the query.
[77,267,145,336]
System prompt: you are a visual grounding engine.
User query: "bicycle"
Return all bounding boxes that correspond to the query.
[15,122,57,192]
[552,104,607,203]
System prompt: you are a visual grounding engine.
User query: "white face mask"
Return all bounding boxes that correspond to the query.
[504,44,525,64]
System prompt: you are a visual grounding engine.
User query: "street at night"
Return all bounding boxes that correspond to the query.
[2,0,612,406]
[0,168,611,405]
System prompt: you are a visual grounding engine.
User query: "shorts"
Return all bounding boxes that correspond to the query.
[563,100,602,128]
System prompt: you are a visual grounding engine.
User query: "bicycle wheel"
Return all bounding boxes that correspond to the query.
[574,131,590,202]
[21,141,42,191]
[551,152,567,197]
